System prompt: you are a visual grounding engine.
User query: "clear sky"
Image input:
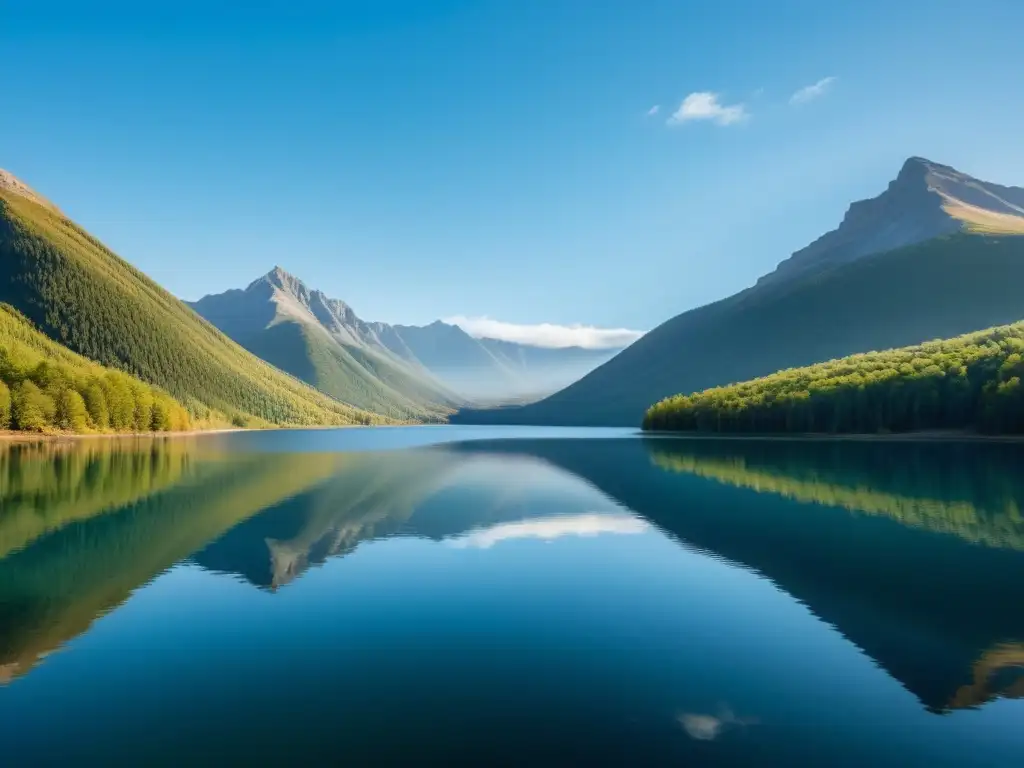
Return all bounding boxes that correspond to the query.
[3,0,1023,340]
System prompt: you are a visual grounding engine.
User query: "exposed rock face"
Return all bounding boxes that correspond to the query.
[759,157,1024,286]
[191,269,621,401]
[0,169,60,212]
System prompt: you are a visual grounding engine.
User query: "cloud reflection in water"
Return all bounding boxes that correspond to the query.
[446,513,649,549]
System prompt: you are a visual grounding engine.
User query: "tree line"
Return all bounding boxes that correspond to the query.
[0,303,191,434]
[643,321,1024,435]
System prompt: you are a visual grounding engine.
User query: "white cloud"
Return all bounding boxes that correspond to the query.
[444,316,644,349]
[789,76,837,105]
[668,92,747,126]
[447,513,650,549]
[647,104,660,116]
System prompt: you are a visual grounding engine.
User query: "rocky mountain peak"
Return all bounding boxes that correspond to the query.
[757,156,1024,288]
[0,169,61,212]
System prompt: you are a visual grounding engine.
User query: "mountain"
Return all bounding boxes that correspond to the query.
[188,268,460,421]
[453,158,1024,426]
[760,157,1024,287]
[377,321,619,400]
[191,271,620,403]
[0,171,383,427]
[475,336,622,399]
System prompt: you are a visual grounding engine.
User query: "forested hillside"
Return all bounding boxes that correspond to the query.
[0,303,190,433]
[0,180,386,427]
[643,321,1024,434]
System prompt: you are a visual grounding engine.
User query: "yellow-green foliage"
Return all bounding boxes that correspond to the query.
[648,441,1024,550]
[0,190,389,427]
[0,303,191,433]
[644,321,1024,434]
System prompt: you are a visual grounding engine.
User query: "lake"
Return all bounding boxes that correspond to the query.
[1,426,1023,766]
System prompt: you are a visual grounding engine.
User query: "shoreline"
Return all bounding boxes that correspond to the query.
[640,429,1024,444]
[0,427,249,444]
[0,421,424,444]
[4,425,1022,445]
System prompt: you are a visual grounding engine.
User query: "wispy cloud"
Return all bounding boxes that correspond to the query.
[447,513,650,549]
[444,316,644,349]
[668,92,747,126]
[789,76,837,105]
[646,104,660,116]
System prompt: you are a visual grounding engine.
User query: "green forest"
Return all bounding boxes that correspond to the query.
[643,320,1024,435]
[0,303,191,434]
[0,189,387,428]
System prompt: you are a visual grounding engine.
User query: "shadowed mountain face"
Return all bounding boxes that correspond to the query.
[454,158,1024,427]
[191,270,619,404]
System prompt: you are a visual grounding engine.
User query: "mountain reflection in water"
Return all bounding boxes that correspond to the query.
[2,433,1023,728]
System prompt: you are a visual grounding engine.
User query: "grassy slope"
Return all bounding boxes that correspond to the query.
[454,234,1024,426]
[0,190,386,426]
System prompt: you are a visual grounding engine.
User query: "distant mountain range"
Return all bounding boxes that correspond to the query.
[190,269,621,407]
[454,157,1024,426]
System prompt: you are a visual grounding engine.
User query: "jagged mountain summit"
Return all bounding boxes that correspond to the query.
[760,156,1024,286]
[189,268,460,420]
[453,156,1024,427]
[190,270,621,404]
[0,169,60,213]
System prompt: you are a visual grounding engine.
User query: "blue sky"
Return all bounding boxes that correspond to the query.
[3,0,1023,342]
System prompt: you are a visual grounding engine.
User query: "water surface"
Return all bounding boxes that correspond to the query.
[1,427,1023,766]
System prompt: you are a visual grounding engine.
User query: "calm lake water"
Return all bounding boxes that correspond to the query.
[2,426,1023,766]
